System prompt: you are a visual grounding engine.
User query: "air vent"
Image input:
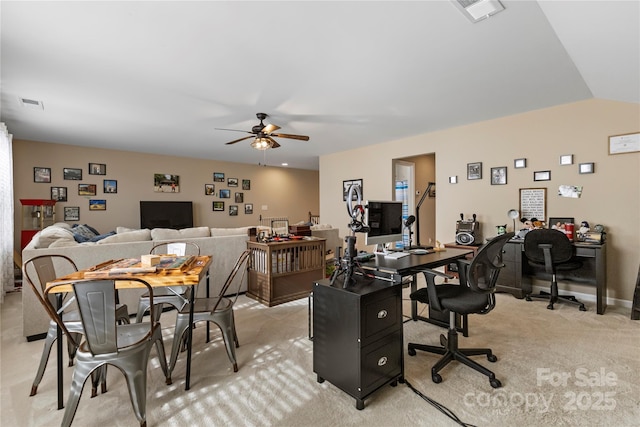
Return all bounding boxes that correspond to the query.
[452,0,505,23]
[19,97,44,110]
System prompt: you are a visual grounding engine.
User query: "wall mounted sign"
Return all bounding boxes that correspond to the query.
[519,188,546,221]
[609,132,639,155]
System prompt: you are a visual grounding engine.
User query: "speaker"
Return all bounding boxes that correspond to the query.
[455,213,480,245]
[455,232,476,245]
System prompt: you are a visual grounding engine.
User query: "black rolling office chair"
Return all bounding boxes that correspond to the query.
[523,228,586,311]
[407,232,514,388]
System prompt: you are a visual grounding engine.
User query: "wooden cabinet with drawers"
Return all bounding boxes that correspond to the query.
[312,276,403,410]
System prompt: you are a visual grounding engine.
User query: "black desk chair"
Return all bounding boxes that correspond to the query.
[407,232,513,388]
[523,229,586,311]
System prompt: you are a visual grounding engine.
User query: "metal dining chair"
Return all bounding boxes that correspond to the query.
[135,241,201,322]
[23,254,130,397]
[43,277,170,427]
[167,250,251,383]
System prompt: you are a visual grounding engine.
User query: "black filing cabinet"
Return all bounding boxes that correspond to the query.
[495,240,530,298]
[312,276,403,410]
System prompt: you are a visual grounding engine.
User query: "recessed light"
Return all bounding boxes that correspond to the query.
[281,163,288,167]
[19,97,44,110]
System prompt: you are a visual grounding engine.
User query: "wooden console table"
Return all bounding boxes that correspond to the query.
[247,238,325,306]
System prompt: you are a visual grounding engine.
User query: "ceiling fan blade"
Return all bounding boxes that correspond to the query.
[225,135,254,145]
[215,127,254,134]
[266,136,281,149]
[270,133,309,141]
[262,124,281,134]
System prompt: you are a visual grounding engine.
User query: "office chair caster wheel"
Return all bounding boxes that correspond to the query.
[408,347,417,356]
[432,373,442,384]
[490,378,502,388]
[579,305,586,311]
[546,303,554,310]
[525,295,532,302]
[487,354,497,363]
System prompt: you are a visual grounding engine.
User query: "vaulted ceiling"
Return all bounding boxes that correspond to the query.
[2,1,638,170]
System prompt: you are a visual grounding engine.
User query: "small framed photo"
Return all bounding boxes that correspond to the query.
[213,201,225,211]
[467,162,482,180]
[34,167,51,183]
[63,168,82,180]
[491,167,507,185]
[244,203,253,214]
[213,172,225,182]
[227,177,238,187]
[342,179,363,201]
[579,162,595,174]
[219,189,230,198]
[514,158,527,169]
[560,154,573,165]
[449,176,458,184]
[534,170,551,181]
[51,186,67,201]
[88,163,106,175]
[153,173,179,192]
[64,206,80,221]
[242,179,251,190]
[89,199,106,210]
[235,192,244,203]
[229,205,238,216]
[103,179,117,193]
[78,183,97,196]
[205,184,215,195]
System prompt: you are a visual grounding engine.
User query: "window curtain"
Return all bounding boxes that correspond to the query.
[395,180,409,249]
[0,123,14,303]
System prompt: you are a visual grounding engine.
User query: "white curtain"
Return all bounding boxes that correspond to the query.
[0,123,14,303]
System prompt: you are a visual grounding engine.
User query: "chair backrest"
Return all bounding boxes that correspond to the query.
[211,250,251,311]
[309,212,320,225]
[24,254,79,313]
[464,232,514,298]
[271,219,290,236]
[45,277,156,354]
[150,241,200,256]
[524,229,573,264]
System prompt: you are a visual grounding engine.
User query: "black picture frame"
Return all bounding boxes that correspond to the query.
[490,166,507,185]
[229,205,238,216]
[467,162,482,180]
[579,163,595,174]
[219,189,230,198]
[514,158,527,169]
[89,199,106,210]
[227,177,238,187]
[213,172,225,182]
[64,206,80,221]
[242,179,251,190]
[205,184,215,195]
[235,192,244,203]
[103,179,117,193]
[63,168,82,180]
[213,201,225,211]
[533,170,551,181]
[244,203,253,214]
[549,217,575,229]
[51,186,67,201]
[34,167,51,183]
[88,163,106,175]
[78,183,97,196]
[342,179,363,201]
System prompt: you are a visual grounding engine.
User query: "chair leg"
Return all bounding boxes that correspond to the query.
[30,325,57,396]
[526,276,586,311]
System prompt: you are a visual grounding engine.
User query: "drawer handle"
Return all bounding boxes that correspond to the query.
[378,356,387,366]
[377,309,388,319]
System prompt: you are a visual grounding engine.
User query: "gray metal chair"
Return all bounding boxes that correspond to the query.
[136,241,201,322]
[23,254,129,397]
[167,250,250,383]
[43,277,169,427]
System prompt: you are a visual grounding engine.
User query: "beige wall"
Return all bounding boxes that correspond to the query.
[13,140,319,251]
[320,99,640,303]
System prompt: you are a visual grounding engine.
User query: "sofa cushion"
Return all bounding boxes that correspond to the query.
[35,226,75,248]
[210,227,251,237]
[116,226,140,234]
[97,229,152,244]
[151,226,210,240]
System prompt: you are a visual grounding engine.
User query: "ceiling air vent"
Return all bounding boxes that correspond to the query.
[19,97,44,110]
[452,0,505,23]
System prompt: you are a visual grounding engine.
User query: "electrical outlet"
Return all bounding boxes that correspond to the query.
[262,205,268,210]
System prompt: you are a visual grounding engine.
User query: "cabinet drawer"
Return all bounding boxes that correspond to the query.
[360,333,402,396]
[501,243,518,262]
[362,294,399,340]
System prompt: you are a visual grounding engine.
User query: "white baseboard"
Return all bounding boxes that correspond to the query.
[529,284,632,309]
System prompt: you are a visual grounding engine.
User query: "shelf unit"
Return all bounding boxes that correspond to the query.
[20,199,56,250]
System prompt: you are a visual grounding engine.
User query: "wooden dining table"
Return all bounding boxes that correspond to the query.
[46,255,212,409]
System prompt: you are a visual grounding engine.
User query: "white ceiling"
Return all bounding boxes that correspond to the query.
[1,1,638,170]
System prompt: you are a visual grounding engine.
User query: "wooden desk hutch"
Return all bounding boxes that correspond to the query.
[247,238,326,307]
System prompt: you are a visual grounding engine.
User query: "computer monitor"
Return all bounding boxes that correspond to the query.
[364,200,403,248]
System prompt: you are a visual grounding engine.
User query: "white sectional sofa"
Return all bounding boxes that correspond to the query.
[21,223,341,340]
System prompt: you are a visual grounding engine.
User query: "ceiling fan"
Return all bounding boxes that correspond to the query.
[216,113,310,150]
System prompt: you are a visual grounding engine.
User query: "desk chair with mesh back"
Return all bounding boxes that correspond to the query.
[523,228,586,311]
[136,241,200,322]
[24,254,129,397]
[407,232,514,388]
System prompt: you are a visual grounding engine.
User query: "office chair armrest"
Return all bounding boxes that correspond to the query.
[416,268,454,281]
[416,268,454,312]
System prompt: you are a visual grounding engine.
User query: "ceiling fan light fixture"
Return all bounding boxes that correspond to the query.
[251,137,273,150]
[452,0,504,23]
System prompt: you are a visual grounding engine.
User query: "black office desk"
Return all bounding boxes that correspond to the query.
[359,249,474,330]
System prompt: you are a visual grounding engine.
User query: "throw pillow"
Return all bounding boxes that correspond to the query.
[71,224,99,242]
[36,226,75,248]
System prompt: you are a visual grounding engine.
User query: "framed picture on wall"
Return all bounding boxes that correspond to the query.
[89,163,106,175]
[89,199,106,210]
[342,179,363,201]
[219,189,230,198]
[467,162,482,180]
[213,201,225,211]
[205,184,215,195]
[34,167,51,183]
[213,172,225,182]
[63,168,82,180]
[78,183,97,196]
[229,205,238,216]
[242,179,251,190]
[244,203,253,214]
[490,167,507,185]
[64,206,80,221]
[51,186,67,201]
[103,179,117,193]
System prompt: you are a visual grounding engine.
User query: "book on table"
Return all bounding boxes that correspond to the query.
[83,256,195,277]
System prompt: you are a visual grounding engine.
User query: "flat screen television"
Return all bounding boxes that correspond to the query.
[364,200,403,246]
[140,201,193,229]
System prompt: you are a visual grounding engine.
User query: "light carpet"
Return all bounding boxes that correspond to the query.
[1,285,639,427]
